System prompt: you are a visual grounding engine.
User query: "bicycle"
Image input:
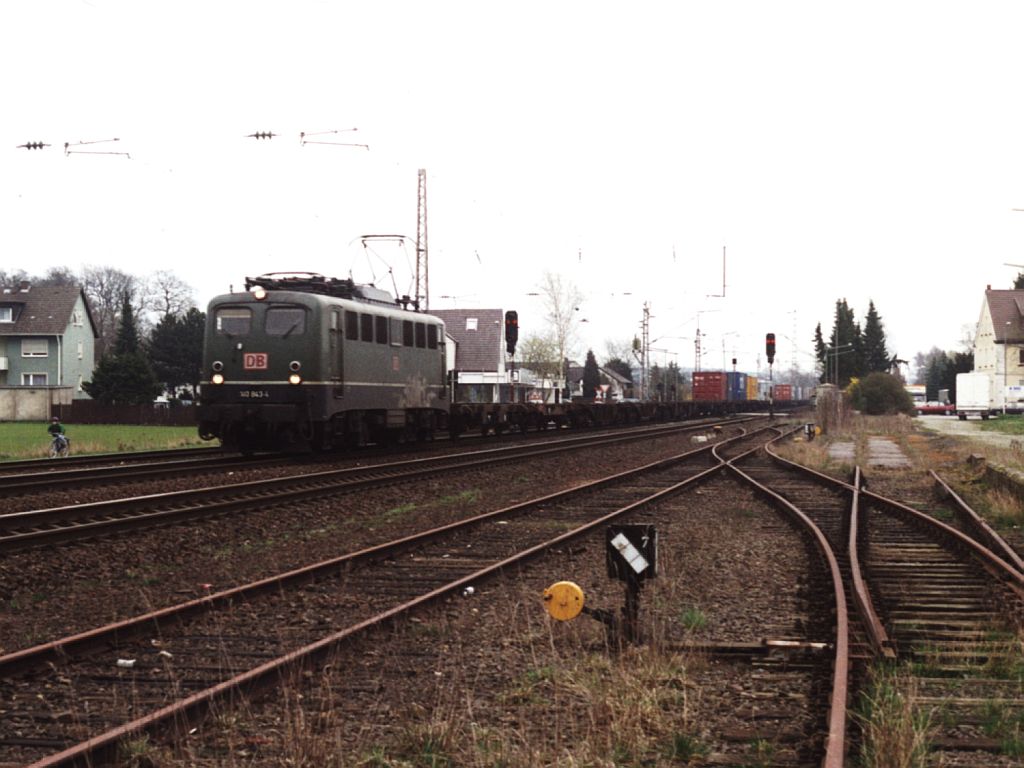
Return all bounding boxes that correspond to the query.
[49,433,70,458]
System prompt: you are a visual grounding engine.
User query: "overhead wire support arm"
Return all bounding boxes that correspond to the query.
[17,141,50,150]
[300,128,369,149]
[247,131,277,140]
[64,138,130,159]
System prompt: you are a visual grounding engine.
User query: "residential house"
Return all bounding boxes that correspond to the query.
[432,309,510,403]
[971,286,1024,406]
[0,281,98,419]
[566,362,633,401]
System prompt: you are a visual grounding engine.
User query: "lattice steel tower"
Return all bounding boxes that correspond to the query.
[415,169,429,310]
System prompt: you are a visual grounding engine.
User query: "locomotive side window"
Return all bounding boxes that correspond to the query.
[345,311,359,341]
[390,318,402,346]
[376,316,388,344]
[360,313,374,342]
[428,324,439,349]
[415,322,426,348]
[216,307,252,336]
[402,320,414,347]
[266,307,306,337]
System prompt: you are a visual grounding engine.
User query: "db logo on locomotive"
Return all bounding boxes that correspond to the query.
[244,353,268,370]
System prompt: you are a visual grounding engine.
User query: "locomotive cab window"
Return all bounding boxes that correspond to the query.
[428,324,439,349]
[415,322,426,348]
[266,307,306,337]
[345,311,359,341]
[216,307,252,336]
[402,320,414,347]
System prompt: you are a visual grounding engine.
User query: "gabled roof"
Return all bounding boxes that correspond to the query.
[0,283,98,338]
[566,363,631,385]
[432,308,504,372]
[985,288,1024,343]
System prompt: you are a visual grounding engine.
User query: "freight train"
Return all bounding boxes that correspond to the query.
[197,273,800,453]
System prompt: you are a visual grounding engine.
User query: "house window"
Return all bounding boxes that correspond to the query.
[21,338,48,357]
[77,374,83,392]
[466,318,478,331]
[72,311,83,327]
[0,307,12,323]
[22,372,47,386]
[77,341,84,360]
[1019,348,1024,366]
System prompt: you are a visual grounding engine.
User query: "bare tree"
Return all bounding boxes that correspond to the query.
[146,270,196,319]
[519,333,561,381]
[536,271,585,367]
[604,338,634,366]
[81,266,143,358]
[0,269,30,288]
[40,267,79,286]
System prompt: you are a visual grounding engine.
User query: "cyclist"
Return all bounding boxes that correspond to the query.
[48,416,69,457]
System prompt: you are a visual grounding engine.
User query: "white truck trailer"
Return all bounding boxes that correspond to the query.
[955,371,997,420]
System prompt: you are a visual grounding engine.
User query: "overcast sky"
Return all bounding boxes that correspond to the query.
[5,1,1024,379]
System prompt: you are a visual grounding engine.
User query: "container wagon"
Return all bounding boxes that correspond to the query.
[726,371,747,402]
[746,375,759,401]
[692,371,727,401]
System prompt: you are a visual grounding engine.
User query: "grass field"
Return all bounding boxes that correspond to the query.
[978,414,1024,435]
[0,422,213,461]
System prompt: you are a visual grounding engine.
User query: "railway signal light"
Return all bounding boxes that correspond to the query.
[766,333,776,365]
[505,310,518,355]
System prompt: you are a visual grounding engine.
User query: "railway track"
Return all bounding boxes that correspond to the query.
[741,436,1024,765]
[0,424,802,767]
[0,416,755,495]
[0,446,225,476]
[11,423,1016,765]
[0,420,752,553]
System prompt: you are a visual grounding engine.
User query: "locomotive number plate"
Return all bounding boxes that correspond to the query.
[243,352,268,370]
[240,390,270,399]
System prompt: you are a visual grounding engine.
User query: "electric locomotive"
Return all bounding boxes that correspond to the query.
[198,273,449,452]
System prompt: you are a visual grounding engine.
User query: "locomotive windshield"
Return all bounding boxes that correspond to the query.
[266,306,306,337]
[216,307,252,336]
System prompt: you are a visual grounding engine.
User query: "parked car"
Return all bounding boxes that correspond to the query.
[916,401,955,415]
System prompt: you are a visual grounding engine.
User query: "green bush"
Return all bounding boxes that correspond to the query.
[849,372,917,416]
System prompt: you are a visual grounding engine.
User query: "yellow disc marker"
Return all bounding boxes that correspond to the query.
[543,581,585,621]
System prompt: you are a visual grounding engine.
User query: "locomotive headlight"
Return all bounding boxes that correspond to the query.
[212,360,224,372]
[252,286,267,300]
[211,373,225,385]
[289,360,301,372]
[288,373,302,385]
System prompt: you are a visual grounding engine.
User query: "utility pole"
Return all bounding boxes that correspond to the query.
[639,303,650,400]
[415,169,428,310]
